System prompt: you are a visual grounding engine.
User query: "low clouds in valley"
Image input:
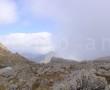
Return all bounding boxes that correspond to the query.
[0,0,110,60]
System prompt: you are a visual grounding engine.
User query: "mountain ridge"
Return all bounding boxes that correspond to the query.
[0,42,110,89]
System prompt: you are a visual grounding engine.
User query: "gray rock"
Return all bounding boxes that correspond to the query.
[0,67,14,78]
[53,69,107,90]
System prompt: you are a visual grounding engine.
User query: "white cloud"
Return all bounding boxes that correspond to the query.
[0,32,54,54]
[0,0,18,24]
[24,0,81,59]
[26,0,74,23]
[25,0,110,59]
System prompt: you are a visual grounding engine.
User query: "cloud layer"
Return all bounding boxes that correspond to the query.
[26,0,110,59]
[0,32,54,55]
[1,0,110,60]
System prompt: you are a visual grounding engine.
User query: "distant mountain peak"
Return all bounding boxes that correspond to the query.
[50,57,78,64]
[40,52,55,63]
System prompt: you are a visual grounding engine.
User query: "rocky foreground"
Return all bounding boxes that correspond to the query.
[0,44,110,90]
[1,56,110,90]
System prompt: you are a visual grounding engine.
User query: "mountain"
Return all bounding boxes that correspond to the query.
[95,56,110,60]
[1,43,110,90]
[50,57,78,64]
[0,43,42,90]
[40,51,55,63]
[23,51,56,63]
[21,52,46,62]
[0,43,12,55]
[92,56,110,64]
[0,43,33,67]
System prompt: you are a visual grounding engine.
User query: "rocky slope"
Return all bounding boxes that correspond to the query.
[0,43,110,90]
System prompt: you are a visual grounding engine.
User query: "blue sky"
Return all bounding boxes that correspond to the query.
[0,0,57,35]
[1,0,110,61]
[0,0,57,59]
[0,18,56,34]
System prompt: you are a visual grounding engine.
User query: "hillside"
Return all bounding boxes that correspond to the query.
[0,43,110,89]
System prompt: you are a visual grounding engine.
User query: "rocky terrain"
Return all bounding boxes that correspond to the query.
[0,43,110,90]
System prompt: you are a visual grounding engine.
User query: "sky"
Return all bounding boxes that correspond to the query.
[0,0,110,60]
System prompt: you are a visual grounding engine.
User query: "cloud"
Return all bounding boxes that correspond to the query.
[24,0,110,60]
[0,0,18,24]
[26,0,73,23]
[0,32,54,55]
